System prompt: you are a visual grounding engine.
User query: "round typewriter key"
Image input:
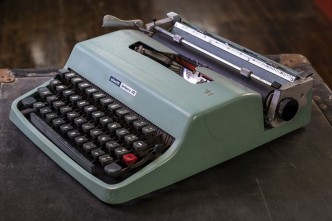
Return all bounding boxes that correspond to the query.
[114,147,129,158]
[115,128,130,139]
[124,134,138,145]
[83,142,97,153]
[84,105,97,115]
[21,96,36,108]
[99,116,112,127]
[37,87,52,100]
[45,95,59,104]
[99,154,114,166]
[107,122,121,133]
[60,106,73,114]
[123,153,138,166]
[60,124,73,133]
[100,97,114,108]
[75,136,89,146]
[78,82,91,91]
[62,89,75,98]
[91,111,105,121]
[91,148,106,159]
[105,141,120,152]
[116,108,130,119]
[67,130,81,140]
[124,114,138,124]
[90,129,103,139]
[142,126,157,137]
[33,102,46,110]
[39,107,52,117]
[71,77,84,86]
[104,162,122,177]
[64,72,77,81]
[74,116,88,126]
[81,123,95,133]
[97,135,112,145]
[52,101,65,110]
[133,120,148,130]
[108,103,121,113]
[92,92,106,102]
[52,118,66,128]
[55,85,68,93]
[69,95,82,104]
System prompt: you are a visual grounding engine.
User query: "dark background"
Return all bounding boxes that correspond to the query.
[1,1,332,221]
[0,0,331,87]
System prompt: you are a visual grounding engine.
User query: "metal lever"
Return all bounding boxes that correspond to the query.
[102,15,144,28]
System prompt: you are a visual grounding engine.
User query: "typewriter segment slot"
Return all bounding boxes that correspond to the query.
[130,42,213,84]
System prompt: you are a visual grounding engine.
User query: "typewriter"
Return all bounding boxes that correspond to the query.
[9,12,313,204]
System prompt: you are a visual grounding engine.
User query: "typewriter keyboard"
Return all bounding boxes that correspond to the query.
[18,69,174,184]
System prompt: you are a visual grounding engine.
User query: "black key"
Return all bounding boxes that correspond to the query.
[45,113,59,123]
[100,97,113,108]
[91,111,105,121]
[124,114,138,124]
[21,96,36,108]
[90,129,103,139]
[115,128,130,139]
[84,105,97,115]
[67,130,81,140]
[78,82,91,91]
[107,122,121,133]
[77,100,90,109]
[33,102,46,110]
[124,134,138,145]
[132,141,148,154]
[64,72,77,81]
[74,136,89,146]
[99,116,112,127]
[116,108,130,119]
[133,120,148,130]
[108,103,121,113]
[92,92,106,102]
[71,77,84,86]
[39,107,52,117]
[59,124,73,133]
[52,101,66,111]
[58,68,70,75]
[154,144,166,154]
[60,106,73,115]
[74,117,88,126]
[55,85,68,93]
[104,162,122,177]
[99,154,114,166]
[83,142,97,153]
[69,95,82,104]
[37,87,52,99]
[52,118,66,128]
[85,87,98,96]
[30,113,95,174]
[114,147,129,158]
[97,135,111,145]
[45,95,59,104]
[67,112,80,121]
[91,148,105,160]
[81,123,95,133]
[62,89,75,99]
[49,79,62,89]
[105,141,120,152]
[142,126,157,137]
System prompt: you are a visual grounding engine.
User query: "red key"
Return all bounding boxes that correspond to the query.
[123,153,138,166]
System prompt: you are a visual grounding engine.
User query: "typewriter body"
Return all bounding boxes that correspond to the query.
[9,12,313,204]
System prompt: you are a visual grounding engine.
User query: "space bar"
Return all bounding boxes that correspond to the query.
[30,113,95,174]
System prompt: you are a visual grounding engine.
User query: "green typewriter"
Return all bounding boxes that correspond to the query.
[9,12,313,204]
